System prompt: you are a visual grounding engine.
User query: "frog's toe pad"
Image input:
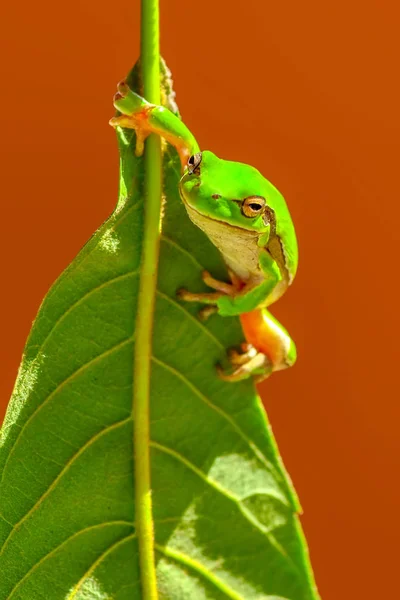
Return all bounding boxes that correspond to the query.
[228,343,258,366]
[217,349,272,383]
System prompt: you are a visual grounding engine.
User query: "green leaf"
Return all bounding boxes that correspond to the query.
[0,62,319,600]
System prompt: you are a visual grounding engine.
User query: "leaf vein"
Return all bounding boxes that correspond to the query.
[67,532,137,599]
[31,269,138,362]
[160,235,204,271]
[6,521,134,599]
[151,441,294,565]
[32,196,142,346]
[155,543,244,600]
[151,356,278,476]
[0,337,135,493]
[155,290,224,350]
[151,440,239,500]
[0,417,132,557]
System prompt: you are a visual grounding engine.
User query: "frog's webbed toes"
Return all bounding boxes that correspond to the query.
[109,115,132,128]
[109,114,147,156]
[228,343,258,365]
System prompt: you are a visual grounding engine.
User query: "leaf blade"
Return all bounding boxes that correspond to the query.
[0,61,319,600]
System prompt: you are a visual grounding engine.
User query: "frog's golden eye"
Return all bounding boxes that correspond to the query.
[242,196,266,217]
[187,152,202,174]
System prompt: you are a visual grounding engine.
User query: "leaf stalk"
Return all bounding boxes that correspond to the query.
[133,0,161,598]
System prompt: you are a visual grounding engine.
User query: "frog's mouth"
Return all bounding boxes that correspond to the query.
[179,191,262,247]
[179,185,261,236]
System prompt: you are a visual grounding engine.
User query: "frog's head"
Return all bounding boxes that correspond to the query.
[179,150,287,236]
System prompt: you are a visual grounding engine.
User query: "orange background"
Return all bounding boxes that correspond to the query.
[1,1,399,598]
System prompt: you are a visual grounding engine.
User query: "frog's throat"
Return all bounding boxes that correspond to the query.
[182,198,291,302]
[183,202,265,285]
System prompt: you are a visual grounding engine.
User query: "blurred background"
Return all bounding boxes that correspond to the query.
[1,1,399,598]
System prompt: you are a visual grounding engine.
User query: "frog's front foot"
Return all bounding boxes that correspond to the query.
[217,343,272,384]
[177,270,241,320]
[201,270,241,296]
[176,288,222,306]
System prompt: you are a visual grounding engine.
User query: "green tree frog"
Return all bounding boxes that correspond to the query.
[110,82,298,383]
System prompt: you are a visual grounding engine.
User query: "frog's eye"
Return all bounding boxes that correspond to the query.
[242,196,266,217]
[187,152,202,174]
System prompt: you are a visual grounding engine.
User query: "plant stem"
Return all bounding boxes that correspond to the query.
[133,0,161,598]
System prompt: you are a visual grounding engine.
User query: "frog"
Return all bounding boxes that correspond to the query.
[110,81,298,383]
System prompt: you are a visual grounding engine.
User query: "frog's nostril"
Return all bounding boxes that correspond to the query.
[212,194,221,200]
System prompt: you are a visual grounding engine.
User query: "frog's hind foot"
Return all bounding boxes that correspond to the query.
[218,344,272,383]
[110,81,199,169]
[109,82,152,156]
[228,343,258,365]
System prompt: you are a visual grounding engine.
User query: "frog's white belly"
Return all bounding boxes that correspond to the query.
[185,207,264,284]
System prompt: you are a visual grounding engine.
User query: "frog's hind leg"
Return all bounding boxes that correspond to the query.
[109,81,199,169]
[242,308,296,373]
[219,309,297,383]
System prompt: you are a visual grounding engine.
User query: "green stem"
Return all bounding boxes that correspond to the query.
[133,1,161,598]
